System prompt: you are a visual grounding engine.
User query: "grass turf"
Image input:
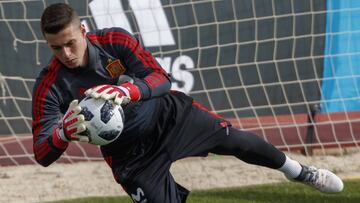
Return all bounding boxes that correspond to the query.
[48,180,360,203]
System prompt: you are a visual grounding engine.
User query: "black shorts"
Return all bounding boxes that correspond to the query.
[102,91,230,202]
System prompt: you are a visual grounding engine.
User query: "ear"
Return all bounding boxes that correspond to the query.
[80,24,86,36]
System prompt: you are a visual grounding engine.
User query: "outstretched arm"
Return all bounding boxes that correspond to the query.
[86,28,171,103]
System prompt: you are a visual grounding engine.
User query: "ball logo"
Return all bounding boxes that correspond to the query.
[90,122,100,131]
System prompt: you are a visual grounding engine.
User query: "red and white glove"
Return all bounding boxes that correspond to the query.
[84,83,141,105]
[56,100,89,143]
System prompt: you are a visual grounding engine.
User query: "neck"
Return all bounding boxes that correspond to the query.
[80,46,89,68]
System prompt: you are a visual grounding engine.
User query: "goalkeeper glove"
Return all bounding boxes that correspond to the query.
[56,100,89,142]
[84,83,140,105]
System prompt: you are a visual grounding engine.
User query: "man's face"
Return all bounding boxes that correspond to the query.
[44,23,87,68]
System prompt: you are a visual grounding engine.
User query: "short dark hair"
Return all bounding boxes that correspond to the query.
[41,3,80,35]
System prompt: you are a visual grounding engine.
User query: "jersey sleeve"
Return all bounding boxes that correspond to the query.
[88,28,171,100]
[32,61,68,167]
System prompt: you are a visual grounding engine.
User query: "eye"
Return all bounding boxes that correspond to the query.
[67,40,76,47]
[51,46,62,51]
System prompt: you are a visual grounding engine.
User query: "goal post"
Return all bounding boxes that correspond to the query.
[0,0,360,167]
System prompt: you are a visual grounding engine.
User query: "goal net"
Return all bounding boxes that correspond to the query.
[1,0,360,166]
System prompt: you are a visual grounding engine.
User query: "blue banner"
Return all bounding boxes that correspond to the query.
[321,0,360,112]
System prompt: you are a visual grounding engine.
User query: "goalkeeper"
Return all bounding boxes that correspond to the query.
[32,3,343,203]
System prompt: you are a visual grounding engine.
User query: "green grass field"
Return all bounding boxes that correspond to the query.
[48,180,360,203]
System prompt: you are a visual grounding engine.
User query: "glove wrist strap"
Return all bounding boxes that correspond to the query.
[52,128,69,149]
[58,127,71,142]
[119,82,141,101]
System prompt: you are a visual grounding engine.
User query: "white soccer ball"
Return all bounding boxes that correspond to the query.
[78,97,125,146]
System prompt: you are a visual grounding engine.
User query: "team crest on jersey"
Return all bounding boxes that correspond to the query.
[106,59,126,78]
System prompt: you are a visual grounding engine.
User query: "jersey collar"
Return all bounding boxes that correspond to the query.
[86,38,101,71]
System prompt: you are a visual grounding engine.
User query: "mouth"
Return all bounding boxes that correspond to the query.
[65,59,77,65]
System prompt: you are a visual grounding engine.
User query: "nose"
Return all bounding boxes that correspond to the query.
[62,47,72,59]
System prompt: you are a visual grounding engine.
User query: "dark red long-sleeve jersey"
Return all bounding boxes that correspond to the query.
[32,27,171,166]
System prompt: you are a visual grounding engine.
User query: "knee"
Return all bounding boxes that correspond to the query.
[229,128,265,151]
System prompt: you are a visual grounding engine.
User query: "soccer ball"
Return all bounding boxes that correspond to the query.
[78,96,125,146]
